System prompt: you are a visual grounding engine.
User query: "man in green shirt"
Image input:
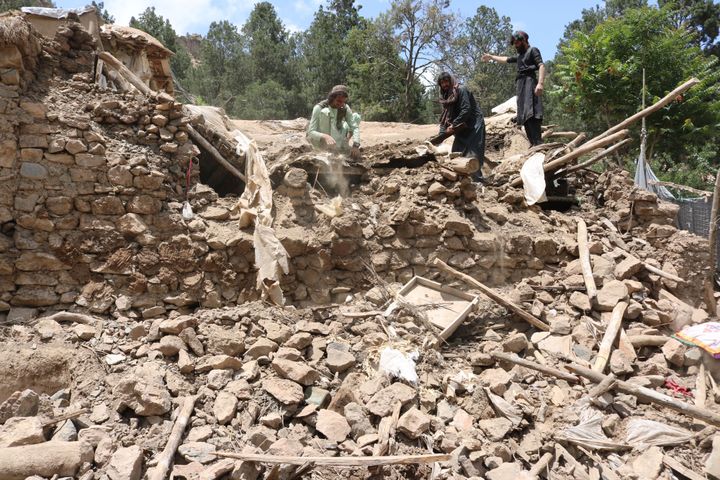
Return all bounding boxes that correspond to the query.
[307,85,362,160]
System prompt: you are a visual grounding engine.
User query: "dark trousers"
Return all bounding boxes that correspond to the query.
[524,118,542,146]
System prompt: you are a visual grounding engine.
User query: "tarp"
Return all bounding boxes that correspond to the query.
[520,152,547,205]
[21,7,96,18]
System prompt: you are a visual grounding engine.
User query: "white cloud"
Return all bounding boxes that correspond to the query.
[105,0,253,35]
[292,0,322,14]
[284,21,303,34]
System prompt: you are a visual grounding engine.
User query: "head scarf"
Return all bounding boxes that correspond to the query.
[319,85,349,129]
[437,72,459,127]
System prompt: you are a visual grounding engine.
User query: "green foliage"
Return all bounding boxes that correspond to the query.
[242,2,292,83]
[0,0,54,12]
[654,143,718,191]
[439,5,515,115]
[660,0,720,57]
[235,80,290,119]
[552,5,720,160]
[91,1,114,23]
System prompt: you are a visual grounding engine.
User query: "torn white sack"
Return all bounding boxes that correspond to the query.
[378,347,419,385]
[520,152,547,205]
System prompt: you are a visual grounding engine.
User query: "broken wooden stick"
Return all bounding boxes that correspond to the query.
[558,138,632,177]
[588,373,617,406]
[662,455,705,480]
[432,258,549,331]
[39,311,99,325]
[707,167,720,316]
[42,408,90,428]
[214,452,451,466]
[576,218,598,301]
[491,352,580,383]
[595,77,699,141]
[627,335,669,347]
[148,395,197,480]
[0,441,93,480]
[528,451,553,477]
[592,301,628,372]
[566,363,720,427]
[98,51,154,96]
[187,126,247,183]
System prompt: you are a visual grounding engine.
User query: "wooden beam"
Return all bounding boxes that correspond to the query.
[649,180,711,197]
[491,351,580,383]
[662,455,706,480]
[187,126,246,183]
[593,301,628,372]
[147,396,197,480]
[627,335,669,347]
[558,138,632,177]
[432,258,550,331]
[576,218,598,301]
[98,51,153,96]
[706,167,720,316]
[213,452,451,466]
[566,363,720,427]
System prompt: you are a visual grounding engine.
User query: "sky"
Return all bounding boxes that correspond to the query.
[55,0,632,59]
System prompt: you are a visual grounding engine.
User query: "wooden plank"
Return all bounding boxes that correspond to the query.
[491,352,580,383]
[187,126,246,183]
[98,51,153,96]
[432,259,550,331]
[214,452,451,466]
[593,301,628,372]
[662,455,705,480]
[577,218,598,301]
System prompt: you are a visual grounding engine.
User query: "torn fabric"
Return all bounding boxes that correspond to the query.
[520,152,547,205]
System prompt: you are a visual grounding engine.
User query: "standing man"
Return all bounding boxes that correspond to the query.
[307,85,361,160]
[482,31,545,146]
[434,71,486,181]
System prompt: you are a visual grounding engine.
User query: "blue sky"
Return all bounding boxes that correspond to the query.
[56,0,640,59]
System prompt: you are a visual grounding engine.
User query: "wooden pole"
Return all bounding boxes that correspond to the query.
[491,352,580,383]
[592,301,628,372]
[558,139,632,177]
[432,258,550,331]
[510,130,629,187]
[147,396,197,480]
[98,51,154,96]
[627,335,669,347]
[187,126,247,183]
[706,168,720,316]
[214,452,451,466]
[576,218,598,301]
[662,456,705,480]
[595,78,699,141]
[566,363,720,427]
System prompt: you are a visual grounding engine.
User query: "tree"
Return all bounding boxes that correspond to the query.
[242,2,292,84]
[130,7,178,52]
[301,0,363,108]
[559,0,648,46]
[438,6,515,115]
[0,0,54,12]
[385,0,454,121]
[91,1,114,24]
[660,0,720,57]
[553,6,720,162]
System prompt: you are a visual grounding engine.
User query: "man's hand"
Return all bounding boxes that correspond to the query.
[481,53,492,63]
[446,125,455,135]
[350,145,361,160]
[534,83,544,96]
[324,134,336,146]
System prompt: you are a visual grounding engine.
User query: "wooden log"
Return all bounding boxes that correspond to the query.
[491,352,580,383]
[441,157,479,174]
[433,258,550,331]
[697,363,707,409]
[547,131,578,138]
[98,51,153,96]
[94,58,104,85]
[558,138,632,177]
[593,301,628,372]
[707,167,720,316]
[642,262,685,284]
[42,408,90,427]
[106,69,131,93]
[214,452,451,466]
[510,130,629,187]
[595,78,699,141]
[187,126,247,183]
[40,311,99,325]
[662,455,706,480]
[0,441,93,480]
[627,335,670,347]
[566,363,720,427]
[528,452,553,477]
[588,373,617,402]
[649,180,712,197]
[576,218,598,301]
[148,396,197,480]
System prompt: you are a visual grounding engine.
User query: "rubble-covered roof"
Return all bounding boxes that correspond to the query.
[20,6,97,18]
[100,24,173,56]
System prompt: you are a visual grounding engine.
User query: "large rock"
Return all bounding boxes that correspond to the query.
[478,417,513,442]
[179,442,217,464]
[397,407,431,439]
[107,445,143,480]
[195,355,243,372]
[595,280,629,311]
[366,382,417,416]
[661,338,687,367]
[315,409,351,442]
[271,359,319,386]
[0,416,44,447]
[113,365,171,416]
[0,389,39,423]
[263,378,304,405]
[214,391,238,425]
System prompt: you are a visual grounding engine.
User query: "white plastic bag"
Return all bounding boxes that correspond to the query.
[378,347,419,384]
[520,152,547,205]
[625,419,694,447]
[182,201,194,220]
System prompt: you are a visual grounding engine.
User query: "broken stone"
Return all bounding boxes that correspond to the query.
[595,280,629,311]
[325,348,356,373]
[262,378,304,405]
[107,445,143,480]
[397,407,431,439]
[0,389,39,423]
[478,417,512,442]
[272,358,320,386]
[113,365,171,416]
[214,391,238,425]
[179,442,217,464]
[614,256,643,280]
[195,355,243,372]
[344,402,375,439]
[0,416,44,447]
[609,350,634,376]
[631,445,663,480]
[316,409,351,442]
[245,338,279,359]
[661,338,687,367]
[501,333,528,353]
[366,382,417,416]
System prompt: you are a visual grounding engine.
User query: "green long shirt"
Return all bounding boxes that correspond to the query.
[307,103,361,152]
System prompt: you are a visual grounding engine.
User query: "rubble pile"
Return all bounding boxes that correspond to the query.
[0,13,718,480]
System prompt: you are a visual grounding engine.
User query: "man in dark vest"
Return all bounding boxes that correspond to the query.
[433,71,486,181]
[482,31,545,146]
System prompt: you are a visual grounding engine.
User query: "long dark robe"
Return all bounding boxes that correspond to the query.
[439,85,486,163]
[508,46,544,126]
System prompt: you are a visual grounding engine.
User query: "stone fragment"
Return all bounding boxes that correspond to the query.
[478,368,511,395]
[178,350,194,373]
[245,338,279,359]
[195,355,243,372]
[0,389,39,423]
[631,446,663,480]
[366,383,417,416]
[478,417,512,441]
[284,332,313,350]
[397,407,431,439]
[661,338,687,367]
[0,416,44,447]
[615,256,643,280]
[596,280,629,311]
[344,402,375,439]
[501,333,528,353]
[451,409,474,432]
[157,335,186,356]
[263,378,304,405]
[159,315,197,334]
[214,391,238,425]
[179,442,217,464]
[316,409,351,442]
[610,350,634,376]
[74,323,96,340]
[113,365,171,416]
[304,386,331,408]
[107,445,143,480]
[272,358,319,386]
[179,328,204,356]
[486,462,526,480]
[207,369,233,390]
[326,349,356,373]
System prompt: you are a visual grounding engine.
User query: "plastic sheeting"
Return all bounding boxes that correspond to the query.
[625,419,693,447]
[675,321,720,358]
[520,152,548,205]
[378,347,419,384]
[484,388,523,426]
[21,6,96,18]
[556,400,629,451]
[234,131,289,305]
